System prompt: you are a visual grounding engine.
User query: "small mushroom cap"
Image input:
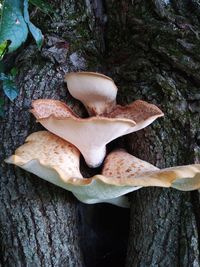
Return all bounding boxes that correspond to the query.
[31,99,136,167]
[65,72,118,115]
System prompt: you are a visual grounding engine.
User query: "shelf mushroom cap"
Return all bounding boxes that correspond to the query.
[30,99,163,167]
[6,136,200,208]
[103,100,164,133]
[65,72,118,116]
[5,131,83,182]
[101,150,200,190]
[4,131,131,207]
[31,99,136,167]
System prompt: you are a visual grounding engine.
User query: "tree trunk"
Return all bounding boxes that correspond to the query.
[102,1,200,266]
[0,1,95,266]
[1,0,200,266]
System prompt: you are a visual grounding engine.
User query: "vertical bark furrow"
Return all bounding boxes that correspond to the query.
[103,1,200,266]
[126,189,184,266]
[0,0,109,265]
[0,9,85,267]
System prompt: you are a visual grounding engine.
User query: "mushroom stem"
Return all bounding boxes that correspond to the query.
[82,146,106,168]
[85,100,116,116]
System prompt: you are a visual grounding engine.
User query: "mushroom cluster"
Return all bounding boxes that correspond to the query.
[6,72,200,207]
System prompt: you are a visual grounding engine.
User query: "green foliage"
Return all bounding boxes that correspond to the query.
[0,0,44,54]
[0,0,53,111]
[3,79,18,101]
[0,40,10,60]
[24,0,43,49]
[0,0,29,52]
[0,67,18,101]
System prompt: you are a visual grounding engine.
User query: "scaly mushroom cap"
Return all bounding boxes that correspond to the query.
[5,131,130,207]
[5,131,83,185]
[102,149,159,178]
[101,150,200,190]
[103,100,164,133]
[6,138,200,207]
[65,72,118,116]
[31,99,136,167]
[31,99,163,167]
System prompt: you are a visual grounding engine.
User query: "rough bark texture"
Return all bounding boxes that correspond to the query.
[102,1,200,266]
[1,0,200,266]
[0,1,93,266]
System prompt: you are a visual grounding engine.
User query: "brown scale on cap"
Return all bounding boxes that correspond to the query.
[31,99,78,119]
[30,99,137,168]
[103,100,164,123]
[102,150,158,179]
[5,135,200,207]
[7,131,82,180]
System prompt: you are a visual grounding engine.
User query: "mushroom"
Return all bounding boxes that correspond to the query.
[64,72,164,125]
[64,72,118,116]
[103,100,164,133]
[101,150,200,190]
[5,131,129,207]
[31,99,163,167]
[6,136,200,208]
[5,131,83,183]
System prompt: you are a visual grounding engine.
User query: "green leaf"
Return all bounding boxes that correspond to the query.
[0,0,29,52]
[10,67,18,77]
[24,0,43,49]
[0,72,8,80]
[0,40,10,60]
[3,79,18,101]
[29,0,53,14]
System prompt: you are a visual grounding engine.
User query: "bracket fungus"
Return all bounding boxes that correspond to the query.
[5,71,200,207]
[102,150,200,190]
[6,133,200,208]
[31,98,163,168]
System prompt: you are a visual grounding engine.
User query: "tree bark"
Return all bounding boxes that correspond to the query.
[102,0,200,266]
[0,1,96,266]
[1,0,200,266]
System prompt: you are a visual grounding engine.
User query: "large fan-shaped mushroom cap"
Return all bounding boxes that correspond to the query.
[31,99,163,167]
[31,99,135,168]
[5,131,130,207]
[6,136,200,208]
[65,72,118,116]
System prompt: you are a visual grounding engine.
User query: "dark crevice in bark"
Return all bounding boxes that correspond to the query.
[78,204,130,267]
[191,191,200,255]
